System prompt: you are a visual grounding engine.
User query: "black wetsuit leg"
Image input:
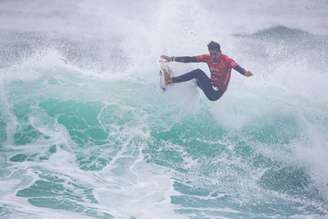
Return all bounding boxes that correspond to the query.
[172,69,224,101]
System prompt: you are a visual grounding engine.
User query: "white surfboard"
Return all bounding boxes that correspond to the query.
[159,59,174,91]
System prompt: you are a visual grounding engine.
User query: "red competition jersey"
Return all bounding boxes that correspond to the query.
[196,54,238,91]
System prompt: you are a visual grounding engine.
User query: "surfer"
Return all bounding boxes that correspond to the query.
[160,41,253,101]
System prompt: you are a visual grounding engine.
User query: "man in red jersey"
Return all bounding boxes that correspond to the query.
[161,41,253,101]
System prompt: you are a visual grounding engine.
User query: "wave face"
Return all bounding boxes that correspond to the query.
[1,0,328,218]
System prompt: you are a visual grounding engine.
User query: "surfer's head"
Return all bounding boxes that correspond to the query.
[207,41,221,52]
[208,41,221,60]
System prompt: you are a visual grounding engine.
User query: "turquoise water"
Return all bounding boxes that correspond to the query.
[1,1,328,218]
[1,59,327,218]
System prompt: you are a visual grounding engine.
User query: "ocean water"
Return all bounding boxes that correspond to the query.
[1,1,328,218]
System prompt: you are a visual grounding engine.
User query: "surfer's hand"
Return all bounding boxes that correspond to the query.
[244,70,253,77]
[160,55,173,62]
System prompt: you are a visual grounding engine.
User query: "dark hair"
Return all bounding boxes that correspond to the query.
[207,41,221,51]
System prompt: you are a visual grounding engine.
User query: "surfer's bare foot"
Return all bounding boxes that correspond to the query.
[164,71,172,85]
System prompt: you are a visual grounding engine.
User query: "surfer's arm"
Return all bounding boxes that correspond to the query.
[172,56,199,63]
[233,65,253,77]
[160,55,199,63]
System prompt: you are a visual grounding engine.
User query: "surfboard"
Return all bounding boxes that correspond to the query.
[159,60,174,91]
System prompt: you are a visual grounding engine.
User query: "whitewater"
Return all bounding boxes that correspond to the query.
[1,0,328,218]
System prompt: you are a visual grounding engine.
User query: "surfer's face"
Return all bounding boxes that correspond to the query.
[209,49,221,61]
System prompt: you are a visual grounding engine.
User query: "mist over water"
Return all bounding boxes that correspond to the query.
[1,0,328,218]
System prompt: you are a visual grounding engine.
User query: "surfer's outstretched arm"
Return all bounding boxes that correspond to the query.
[172,56,199,63]
[233,65,253,77]
[161,55,200,63]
